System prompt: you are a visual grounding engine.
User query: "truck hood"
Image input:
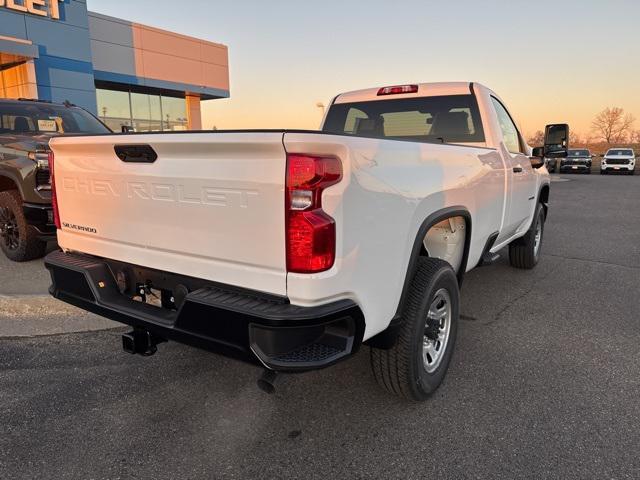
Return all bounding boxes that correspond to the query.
[604,155,634,160]
[0,133,59,153]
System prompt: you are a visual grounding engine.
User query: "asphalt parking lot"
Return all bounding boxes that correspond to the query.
[1,173,639,480]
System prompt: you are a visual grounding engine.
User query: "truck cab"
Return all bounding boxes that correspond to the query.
[0,99,111,261]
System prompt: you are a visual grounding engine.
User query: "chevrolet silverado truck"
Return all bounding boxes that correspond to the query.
[44,82,568,400]
[600,148,636,175]
[0,99,111,261]
[559,149,594,174]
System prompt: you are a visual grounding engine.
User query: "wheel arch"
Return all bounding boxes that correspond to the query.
[0,174,23,198]
[539,183,550,218]
[365,206,472,349]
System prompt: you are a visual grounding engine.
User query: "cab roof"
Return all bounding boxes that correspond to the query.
[334,82,481,104]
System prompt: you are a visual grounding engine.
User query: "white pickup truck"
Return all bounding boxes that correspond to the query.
[45,82,568,400]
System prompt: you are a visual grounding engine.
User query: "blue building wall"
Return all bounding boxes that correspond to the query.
[0,0,98,113]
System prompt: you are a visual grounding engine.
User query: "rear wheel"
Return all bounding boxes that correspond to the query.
[509,203,545,270]
[370,257,459,401]
[0,190,47,262]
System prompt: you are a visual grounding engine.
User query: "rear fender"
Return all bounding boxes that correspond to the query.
[365,206,471,349]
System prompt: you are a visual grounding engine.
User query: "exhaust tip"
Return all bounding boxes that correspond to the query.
[257,369,279,394]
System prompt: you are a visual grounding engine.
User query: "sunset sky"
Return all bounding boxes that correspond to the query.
[87,0,640,139]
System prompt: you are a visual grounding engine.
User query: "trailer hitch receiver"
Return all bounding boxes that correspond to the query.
[122,329,166,356]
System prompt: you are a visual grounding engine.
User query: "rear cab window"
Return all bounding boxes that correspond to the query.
[323,94,485,145]
[0,102,111,135]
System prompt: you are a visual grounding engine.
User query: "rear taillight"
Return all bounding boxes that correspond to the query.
[377,84,419,96]
[48,151,61,229]
[286,154,342,273]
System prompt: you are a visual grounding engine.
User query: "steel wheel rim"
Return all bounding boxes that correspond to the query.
[533,217,542,258]
[0,207,20,251]
[422,288,452,373]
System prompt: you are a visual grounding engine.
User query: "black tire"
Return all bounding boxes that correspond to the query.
[629,170,635,176]
[370,257,459,401]
[0,190,47,262]
[509,203,545,270]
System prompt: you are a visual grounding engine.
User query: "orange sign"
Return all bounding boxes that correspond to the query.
[0,0,61,20]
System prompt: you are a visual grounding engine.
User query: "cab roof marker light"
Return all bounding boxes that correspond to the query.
[377,85,419,96]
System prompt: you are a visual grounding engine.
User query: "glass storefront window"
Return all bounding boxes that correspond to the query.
[162,96,188,131]
[131,92,162,132]
[96,89,131,132]
[96,88,189,133]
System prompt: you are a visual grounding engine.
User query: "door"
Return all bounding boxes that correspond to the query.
[491,97,537,240]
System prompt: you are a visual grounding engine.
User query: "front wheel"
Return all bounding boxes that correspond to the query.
[370,257,459,401]
[0,190,47,262]
[509,203,545,270]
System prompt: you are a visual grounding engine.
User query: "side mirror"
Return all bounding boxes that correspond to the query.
[121,125,135,134]
[530,146,545,168]
[544,124,569,158]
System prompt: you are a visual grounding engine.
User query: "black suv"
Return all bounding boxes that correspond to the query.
[559,149,594,174]
[0,99,111,262]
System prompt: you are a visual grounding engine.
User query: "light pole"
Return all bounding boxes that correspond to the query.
[316,102,326,116]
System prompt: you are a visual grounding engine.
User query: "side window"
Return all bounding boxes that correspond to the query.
[491,97,522,154]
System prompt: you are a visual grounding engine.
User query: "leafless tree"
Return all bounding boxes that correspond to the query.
[528,130,544,146]
[591,107,635,144]
[569,130,582,146]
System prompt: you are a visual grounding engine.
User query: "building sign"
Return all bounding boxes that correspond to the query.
[0,0,61,20]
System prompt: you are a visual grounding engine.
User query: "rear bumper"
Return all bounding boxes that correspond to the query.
[23,202,56,241]
[45,251,364,372]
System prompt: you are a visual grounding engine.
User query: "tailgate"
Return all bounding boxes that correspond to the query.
[49,132,288,296]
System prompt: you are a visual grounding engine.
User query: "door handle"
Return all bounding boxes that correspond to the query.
[513,166,523,173]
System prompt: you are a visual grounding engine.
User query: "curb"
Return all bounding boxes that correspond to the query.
[0,294,120,338]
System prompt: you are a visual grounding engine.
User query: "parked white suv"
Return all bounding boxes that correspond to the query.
[601,148,636,175]
[45,82,567,400]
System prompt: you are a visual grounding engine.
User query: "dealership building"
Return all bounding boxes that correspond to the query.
[0,0,229,131]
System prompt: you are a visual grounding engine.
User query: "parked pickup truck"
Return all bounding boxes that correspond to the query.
[45,82,568,400]
[600,148,636,175]
[559,149,594,174]
[0,99,111,261]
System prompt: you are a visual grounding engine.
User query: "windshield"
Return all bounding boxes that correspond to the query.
[607,149,633,156]
[568,149,590,157]
[323,94,485,144]
[0,102,111,135]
